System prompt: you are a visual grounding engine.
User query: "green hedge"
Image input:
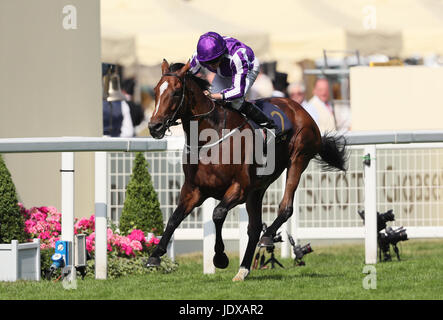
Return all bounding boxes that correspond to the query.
[0,154,26,243]
[119,152,164,235]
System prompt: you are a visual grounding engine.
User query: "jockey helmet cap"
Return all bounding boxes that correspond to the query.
[196,32,227,62]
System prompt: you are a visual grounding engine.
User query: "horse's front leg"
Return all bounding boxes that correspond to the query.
[212,182,244,269]
[147,184,203,267]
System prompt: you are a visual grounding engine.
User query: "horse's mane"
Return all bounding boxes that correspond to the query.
[169,63,211,92]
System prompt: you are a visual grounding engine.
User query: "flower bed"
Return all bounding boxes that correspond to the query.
[19,204,177,279]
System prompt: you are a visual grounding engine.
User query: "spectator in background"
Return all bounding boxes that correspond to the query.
[271,72,288,98]
[102,64,134,137]
[248,69,274,100]
[308,78,336,133]
[122,78,145,129]
[287,81,319,126]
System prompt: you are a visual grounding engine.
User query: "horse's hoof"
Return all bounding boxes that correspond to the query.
[146,256,161,268]
[213,252,229,269]
[232,267,249,282]
[259,236,274,247]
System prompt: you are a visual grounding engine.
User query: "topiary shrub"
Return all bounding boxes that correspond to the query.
[119,152,164,236]
[0,154,26,243]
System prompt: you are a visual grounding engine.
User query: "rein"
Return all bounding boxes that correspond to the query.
[161,72,187,130]
[161,71,248,150]
[161,72,216,131]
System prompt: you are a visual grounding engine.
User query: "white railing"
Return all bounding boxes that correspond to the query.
[1,131,443,277]
[0,136,169,280]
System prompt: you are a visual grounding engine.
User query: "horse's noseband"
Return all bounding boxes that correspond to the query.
[158,72,218,132]
[160,72,187,131]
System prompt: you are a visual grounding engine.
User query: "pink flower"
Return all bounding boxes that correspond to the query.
[31,211,47,222]
[130,240,143,251]
[39,206,49,214]
[38,231,51,240]
[149,235,160,245]
[86,233,95,252]
[107,228,114,240]
[89,214,95,228]
[128,229,146,243]
[125,247,134,256]
[46,206,58,214]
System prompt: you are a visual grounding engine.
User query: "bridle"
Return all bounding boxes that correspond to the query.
[159,72,216,133]
[160,72,187,131]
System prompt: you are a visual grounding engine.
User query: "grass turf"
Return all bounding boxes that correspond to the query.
[1,239,442,300]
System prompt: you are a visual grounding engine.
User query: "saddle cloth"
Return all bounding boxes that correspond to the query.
[247,99,292,137]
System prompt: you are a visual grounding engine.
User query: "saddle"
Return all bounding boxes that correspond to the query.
[248,99,292,142]
[221,99,292,143]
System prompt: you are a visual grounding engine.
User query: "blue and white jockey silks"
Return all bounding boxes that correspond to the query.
[190,35,260,110]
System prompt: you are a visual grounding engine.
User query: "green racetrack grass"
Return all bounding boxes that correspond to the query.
[1,239,442,300]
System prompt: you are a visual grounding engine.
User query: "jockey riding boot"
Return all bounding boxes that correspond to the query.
[239,101,278,131]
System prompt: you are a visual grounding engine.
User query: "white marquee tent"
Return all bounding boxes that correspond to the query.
[101,0,443,83]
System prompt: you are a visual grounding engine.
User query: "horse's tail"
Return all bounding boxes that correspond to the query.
[314,131,348,172]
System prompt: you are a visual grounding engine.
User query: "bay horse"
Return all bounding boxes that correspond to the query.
[146,60,347,281]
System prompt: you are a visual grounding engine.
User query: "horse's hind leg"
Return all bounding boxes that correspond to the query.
[233,189,265,281]
[147,184,203,267]
[259,153,310,246]
[212,183,244,269]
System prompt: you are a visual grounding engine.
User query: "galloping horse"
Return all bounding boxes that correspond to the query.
[147,60,347,281]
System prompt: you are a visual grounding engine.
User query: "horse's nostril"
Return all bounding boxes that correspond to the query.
[149,122,162,132]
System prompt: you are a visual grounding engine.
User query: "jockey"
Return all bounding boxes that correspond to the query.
[189,31,277,130]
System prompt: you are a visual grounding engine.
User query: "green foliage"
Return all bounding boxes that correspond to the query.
[119,152,164,235]
[40,248,178,280]
[0,154,26,243]
[84,252,178,279]
[40,248,61,280]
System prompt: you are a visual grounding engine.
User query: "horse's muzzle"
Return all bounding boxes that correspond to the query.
[148,121,166,139]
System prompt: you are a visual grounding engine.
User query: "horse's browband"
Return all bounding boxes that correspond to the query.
[163,73,183,81]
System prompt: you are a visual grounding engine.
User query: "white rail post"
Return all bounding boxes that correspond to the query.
[167,234,175,262]
[95,151,108,279]
[202,198,216,274]
[61,152,76,282]
[364,145,378,264]
[238,204,248,265]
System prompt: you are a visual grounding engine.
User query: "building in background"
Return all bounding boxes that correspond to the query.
[0,0,102,218]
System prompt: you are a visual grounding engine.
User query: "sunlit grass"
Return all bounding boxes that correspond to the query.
[1,239,442,300]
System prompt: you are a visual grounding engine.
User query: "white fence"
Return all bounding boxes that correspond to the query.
[0,239,40,281]
[1,131,443,277]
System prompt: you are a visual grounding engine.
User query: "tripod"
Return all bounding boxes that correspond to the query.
[255,245,284,269]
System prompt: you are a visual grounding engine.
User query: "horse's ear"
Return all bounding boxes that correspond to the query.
[161,59,170,75]
[177,60,191,78]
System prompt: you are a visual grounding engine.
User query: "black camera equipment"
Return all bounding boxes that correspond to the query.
[252,223,284,269]
[287,233,313,266]
[357,209,408,261]
[378,226,408,261]
[357,209,395,232]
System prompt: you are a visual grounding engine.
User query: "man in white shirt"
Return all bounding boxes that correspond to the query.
[287,82,319,126]
[308,78,336,133]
